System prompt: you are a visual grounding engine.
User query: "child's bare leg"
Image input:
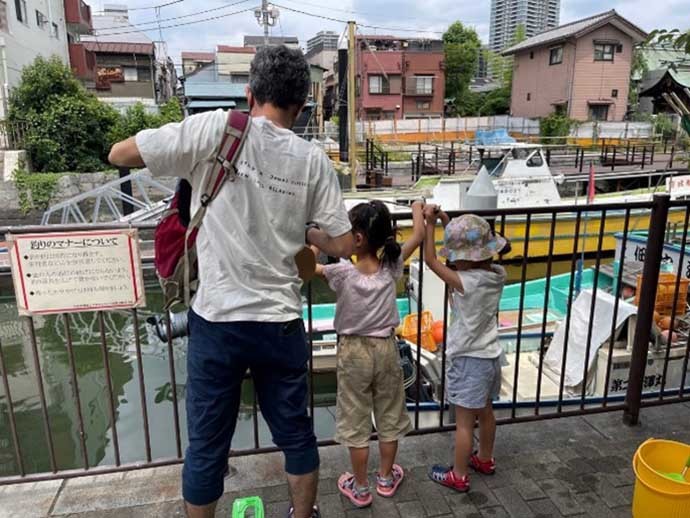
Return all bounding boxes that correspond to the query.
[477,402,496,461]
[378,440,398,479]
[349,447,370,487]
[453,406,476,478]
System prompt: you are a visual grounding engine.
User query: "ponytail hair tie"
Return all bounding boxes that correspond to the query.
[385,236,396,245]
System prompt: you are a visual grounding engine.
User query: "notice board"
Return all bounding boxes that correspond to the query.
[8,229,146,316]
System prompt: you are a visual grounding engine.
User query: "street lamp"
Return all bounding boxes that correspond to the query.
[255,1,280,46]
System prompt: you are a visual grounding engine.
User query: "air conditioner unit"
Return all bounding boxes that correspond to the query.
[402,41,409,48]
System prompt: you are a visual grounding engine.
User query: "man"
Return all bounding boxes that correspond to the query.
[109,46,353,518]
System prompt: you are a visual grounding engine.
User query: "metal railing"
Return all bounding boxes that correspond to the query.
[1,196,690,485]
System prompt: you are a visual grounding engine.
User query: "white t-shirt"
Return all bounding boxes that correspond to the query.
[447,264,506,359]
[136,110,352,322]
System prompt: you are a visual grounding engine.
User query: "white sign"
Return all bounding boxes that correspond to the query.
[666,175,690,196]
[8,229,145,316]
[614,232,690,279]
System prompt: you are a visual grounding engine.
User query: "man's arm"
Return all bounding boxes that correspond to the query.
[307,228,353,259]
[109,137,145,168]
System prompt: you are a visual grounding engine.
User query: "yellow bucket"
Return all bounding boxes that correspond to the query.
[632,439,690,518]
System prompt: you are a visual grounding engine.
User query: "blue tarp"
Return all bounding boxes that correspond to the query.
[474,129,516,146]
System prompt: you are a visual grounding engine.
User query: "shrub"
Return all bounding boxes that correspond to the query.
[540,113,576,144]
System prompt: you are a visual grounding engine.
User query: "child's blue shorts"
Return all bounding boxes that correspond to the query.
[446,355,501,409]
[182,310,319,506]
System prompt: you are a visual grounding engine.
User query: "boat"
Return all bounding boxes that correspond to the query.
[344,143,687,262]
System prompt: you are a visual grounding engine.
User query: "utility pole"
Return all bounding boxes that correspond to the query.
[254,0,279,46]
[347,20,357,192]
[338,34,348,164]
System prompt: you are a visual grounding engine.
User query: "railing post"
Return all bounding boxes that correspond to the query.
[623,194,670,425]
[641,146,647,170]
[118,167,134,216]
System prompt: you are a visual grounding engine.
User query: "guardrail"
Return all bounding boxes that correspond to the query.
[1,196,689,485]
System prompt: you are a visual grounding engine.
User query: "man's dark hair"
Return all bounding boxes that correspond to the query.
[249,45,310,111]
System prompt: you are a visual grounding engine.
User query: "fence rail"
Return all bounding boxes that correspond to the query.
[0,120,27,151]
[1,196,690,485]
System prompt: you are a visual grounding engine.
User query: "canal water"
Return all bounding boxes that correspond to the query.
[0,259,591,478]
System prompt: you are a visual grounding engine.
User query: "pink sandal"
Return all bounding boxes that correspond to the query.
[338,473,373,508]
[376,464,405,497]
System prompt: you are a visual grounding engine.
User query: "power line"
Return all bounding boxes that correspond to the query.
[92,6,255,37]
[271,3,445,36]
[93,0,252,35]
[93,0,184,14]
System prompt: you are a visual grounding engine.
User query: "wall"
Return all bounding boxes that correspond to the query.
[216,50,254,76]
[357,50,403,119]
[403,51,445,118]
[570,25,633,121]
[510,42,575,118]
[1,0,70,117]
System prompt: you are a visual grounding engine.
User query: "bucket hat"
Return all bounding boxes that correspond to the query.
[439,214,507,263]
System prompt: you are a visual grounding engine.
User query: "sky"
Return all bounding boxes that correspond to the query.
[89,0,690,66]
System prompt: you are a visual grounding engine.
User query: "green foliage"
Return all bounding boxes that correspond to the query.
[107,98,183,149]
[648,28,690,54]
[540,113,576,144]
[13,167,62,214]
[8,56,119,173]
[628,46,650,116]
[443,22,482,115]
[8,56,184,173]
[654,113,676,139]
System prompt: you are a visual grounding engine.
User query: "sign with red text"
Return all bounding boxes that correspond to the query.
[666,175,690,196]
[8,229,145,316]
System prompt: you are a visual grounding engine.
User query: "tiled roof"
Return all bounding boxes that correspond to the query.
[639,46,690,92]
[82,41,154,55]
[217,45,256,54]
[182,51,215,61]
[502,10,648,56]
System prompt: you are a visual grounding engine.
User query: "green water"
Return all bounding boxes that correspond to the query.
[0,263,576,478]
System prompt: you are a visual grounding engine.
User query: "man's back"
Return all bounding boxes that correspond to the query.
[136,109,350,322]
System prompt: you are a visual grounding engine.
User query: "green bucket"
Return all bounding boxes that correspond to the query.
[232,496,264,518]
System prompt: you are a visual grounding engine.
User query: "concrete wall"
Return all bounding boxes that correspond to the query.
[216,50,254,76]
[570,25,633,121]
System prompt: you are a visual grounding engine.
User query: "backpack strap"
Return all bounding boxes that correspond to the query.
[182,110,251,305]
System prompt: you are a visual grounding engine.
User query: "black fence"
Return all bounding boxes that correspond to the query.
[1,195,690,485]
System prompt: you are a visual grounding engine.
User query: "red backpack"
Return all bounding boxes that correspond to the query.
[154,110,251,309]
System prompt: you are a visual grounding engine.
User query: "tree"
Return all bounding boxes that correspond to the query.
[628,46,649,118]
[9,56,119,172]
[443,22,482,115]
[106,98,183,149]
[648,28,690,54]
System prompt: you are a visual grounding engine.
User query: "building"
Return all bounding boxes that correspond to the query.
[307,31,338,54]
[216,45,255,83]
[490,0,560,52]
[181,51,214,75]
[80,4,175,109]
[0,0,85,117]
[356,35,445,120]
[243,35,299,49]
[181,63,248,115]
[637,47,690,115]
[503,10,647,122]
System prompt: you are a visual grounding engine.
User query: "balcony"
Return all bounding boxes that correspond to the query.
[68,43,96,82]
[65,0,93,34]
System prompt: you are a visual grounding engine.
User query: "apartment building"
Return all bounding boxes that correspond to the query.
[503,10,647,121]
[216,45,254,83]
[356,35,445,120]
[181,51,214,75]
[307,31,338,54]
[490,0,560,51]
[243,35,298,49]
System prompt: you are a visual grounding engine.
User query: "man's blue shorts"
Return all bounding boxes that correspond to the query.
[182,310,319,506]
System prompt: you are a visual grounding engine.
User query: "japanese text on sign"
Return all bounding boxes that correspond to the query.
[8,229,145,315]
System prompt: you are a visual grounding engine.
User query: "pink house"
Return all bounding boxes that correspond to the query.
[356,36,445,120]
[503,10,647,122]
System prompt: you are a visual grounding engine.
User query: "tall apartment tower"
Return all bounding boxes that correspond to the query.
[307,31,340,54]
[489,0,560,51]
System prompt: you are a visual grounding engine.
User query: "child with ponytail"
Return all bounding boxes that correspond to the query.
[313,200,425,508]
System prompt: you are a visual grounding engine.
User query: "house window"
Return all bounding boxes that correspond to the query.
[527,93,531,101]
[413,76,434,95]
[554,103,568,115]
[369,75,390,94]
[51,22,59,38]
[35,10,47,29]
[589,104,610,121]
[230,74,249,84]
[594,43,615,62]
[611,89,619,98]
[616,44,623,53]
[14,0,27,24]
[416,101,431,110]
[123,67,138,82]
[549,46,563,65]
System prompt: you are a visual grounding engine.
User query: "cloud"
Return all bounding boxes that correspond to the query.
[104,0,686,65]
